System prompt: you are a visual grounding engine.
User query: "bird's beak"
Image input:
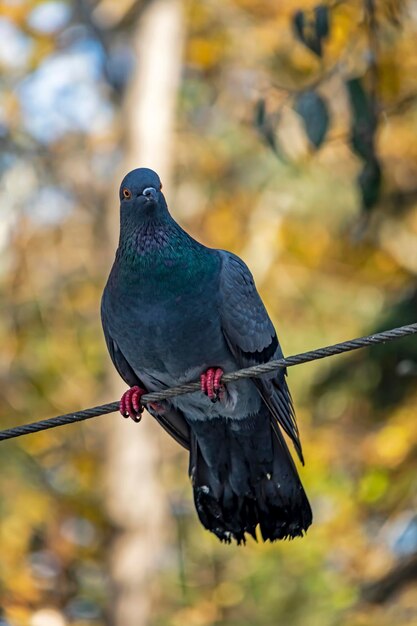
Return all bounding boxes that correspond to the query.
[142,187,158,202]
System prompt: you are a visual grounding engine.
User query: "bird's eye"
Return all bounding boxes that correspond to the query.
[160,183,163,190]
[122,188,132,199]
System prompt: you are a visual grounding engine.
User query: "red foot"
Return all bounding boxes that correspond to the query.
[119,386,146,423]
[200,367,224,402]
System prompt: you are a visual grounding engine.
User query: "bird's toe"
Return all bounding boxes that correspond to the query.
[200,367,225,402]
[119,386,146,422]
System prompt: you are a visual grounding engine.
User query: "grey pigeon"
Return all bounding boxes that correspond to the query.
[101,168,312,544]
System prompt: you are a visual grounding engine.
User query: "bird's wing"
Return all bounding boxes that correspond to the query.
[101,305,190,450]
[103,324,141,388]
[217,250,303,463]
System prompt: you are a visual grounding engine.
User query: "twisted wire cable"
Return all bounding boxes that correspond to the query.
[1,323,416,442]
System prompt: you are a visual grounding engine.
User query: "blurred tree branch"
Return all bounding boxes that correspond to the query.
[73,0,153,96]
[362,553,417,604]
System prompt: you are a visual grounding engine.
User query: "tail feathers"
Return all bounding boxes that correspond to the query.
[190,431,256,544]
[189,412,312,544]
[192,457,259,544]
[255,424,312,541]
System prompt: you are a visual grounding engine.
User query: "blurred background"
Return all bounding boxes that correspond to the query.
[1,0,417,624]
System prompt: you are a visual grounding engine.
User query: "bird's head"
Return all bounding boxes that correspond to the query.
[119,168,167,225]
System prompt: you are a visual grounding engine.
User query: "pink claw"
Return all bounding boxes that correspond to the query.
[119,386,146,422]
[200,367,224,401]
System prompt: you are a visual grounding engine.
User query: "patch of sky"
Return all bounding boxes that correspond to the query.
[18,37,113,142]
[0,158,33,256]
[27,185,75,226]
[0,18,32,71]
[28,1,72,35]
[384,511,417,557]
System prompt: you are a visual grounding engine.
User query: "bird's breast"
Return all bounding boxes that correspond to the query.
[106,261,228,378]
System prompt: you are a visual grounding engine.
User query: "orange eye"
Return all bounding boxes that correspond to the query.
[122,188,132,199]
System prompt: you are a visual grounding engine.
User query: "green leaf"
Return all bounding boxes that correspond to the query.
[292,10,305,43]
[314,5,330,39]
[295,91,330,148]
[346,77,377,161]
[254,98,266,129]
[358,158,382,211]
[254,100,287,161]
[292,5,329,58]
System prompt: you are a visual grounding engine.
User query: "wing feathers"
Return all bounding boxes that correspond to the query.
[218,250,304,462]
[101,307,191,449]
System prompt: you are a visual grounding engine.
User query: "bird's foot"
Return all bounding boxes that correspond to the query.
[200,367,225,402]
[119,387,165,422]
[119,386,146,422]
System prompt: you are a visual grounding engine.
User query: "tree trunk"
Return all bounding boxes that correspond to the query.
[103,2,184,624]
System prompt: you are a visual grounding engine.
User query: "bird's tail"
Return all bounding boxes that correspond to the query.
[188,408,312,544]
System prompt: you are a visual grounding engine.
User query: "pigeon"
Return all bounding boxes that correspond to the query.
[101,167,312,544]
